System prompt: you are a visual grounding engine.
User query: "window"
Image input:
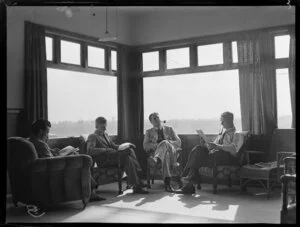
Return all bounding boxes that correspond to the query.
[47,68,118,137]
[144,70,241,134]
[276,68,292,128]
[232,41,238,63]
[275,35,290,59]
[111,50,117,71]
[142,51,159,72]
[60,40,81,65]
[166,47,190,69]
[197,43,223,66]
[45,36,53,61]
[88,46,105,69]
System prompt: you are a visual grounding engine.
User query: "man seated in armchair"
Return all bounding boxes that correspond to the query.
[143,112,182,192]
[86,116,148,194]
[29,119,105,202]
[176,111,244,194]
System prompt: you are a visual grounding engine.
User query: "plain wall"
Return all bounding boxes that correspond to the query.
[129,6,295,45]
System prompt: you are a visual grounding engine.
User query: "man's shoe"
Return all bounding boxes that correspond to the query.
[89,192,106,202]
[174,185,196,194]
[133,186,149,194]
[165,185,175,193]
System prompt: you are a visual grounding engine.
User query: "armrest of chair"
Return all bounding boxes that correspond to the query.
[280,174,296,211]
[31,154,93,172]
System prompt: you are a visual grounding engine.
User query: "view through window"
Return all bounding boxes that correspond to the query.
[144,70,241,134]
[276,68,292,128]
[47,68,118,138]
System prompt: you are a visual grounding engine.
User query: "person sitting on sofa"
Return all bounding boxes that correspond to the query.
[143,112,182,192]
[86,116,148,194]
[175,111,243,194]
[29,119,105,202]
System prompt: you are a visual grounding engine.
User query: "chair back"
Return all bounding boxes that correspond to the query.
[7,137,38,203]
[234,131,250,165]
[7,137,38,169]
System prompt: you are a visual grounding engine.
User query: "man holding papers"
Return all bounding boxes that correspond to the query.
[175,111,242,194]
[87,116,148,194]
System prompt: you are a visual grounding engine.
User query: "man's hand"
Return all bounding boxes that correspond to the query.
[207,142,220,150]
[106,148,117,153]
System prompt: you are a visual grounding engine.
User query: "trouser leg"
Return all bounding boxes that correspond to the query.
[161,151,172,179]
[121,154,140,186]
[90,176,97,190]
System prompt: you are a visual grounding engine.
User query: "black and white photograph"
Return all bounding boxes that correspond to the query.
[5,0,296,224]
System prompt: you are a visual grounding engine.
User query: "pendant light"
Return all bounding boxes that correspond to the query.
[98,7,117,42]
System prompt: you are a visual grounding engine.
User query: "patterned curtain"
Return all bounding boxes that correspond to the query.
[237,31,277,135]
[289,27,295,128]
[22,21,47,137]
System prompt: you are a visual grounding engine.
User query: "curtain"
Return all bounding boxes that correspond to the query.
[289,27,295,128]
[22,22,48,137]
[237,31,277,135]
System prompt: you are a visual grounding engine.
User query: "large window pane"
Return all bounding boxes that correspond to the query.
[275,35,290,59]
[45,36,53,61]
[60,40,81,65]
[198,43,223,66]
[143,51,159,72]
[276,68,292,128]
[232,41,238,63]
[88,46,105,69]
[144,70,241,134]
[111,50,117,71]
[47,68,118,137]
[166,47,190,69]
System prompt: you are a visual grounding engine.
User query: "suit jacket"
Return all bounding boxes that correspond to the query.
[143,125,181,152]
[87,131,119,156]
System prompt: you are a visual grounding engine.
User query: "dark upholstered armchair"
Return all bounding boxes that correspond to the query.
[197,131,250,194]
[7,137,92,209]
[280,156,296,224]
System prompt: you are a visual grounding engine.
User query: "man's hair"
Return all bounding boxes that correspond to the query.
[31,119,51,136]
[149,112,159,122]
[95,116,107,125]
[221,111,234,123]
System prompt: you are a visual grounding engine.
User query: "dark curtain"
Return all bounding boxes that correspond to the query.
[237,31,277,136]
[289,27,295,128]
[21,22,48,137]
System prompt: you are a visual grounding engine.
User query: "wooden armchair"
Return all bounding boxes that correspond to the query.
[197,131,250,194]
[280,156,296,224]
[79,135,129,195]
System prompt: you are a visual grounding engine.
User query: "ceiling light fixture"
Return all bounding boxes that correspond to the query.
[98,7,118,42]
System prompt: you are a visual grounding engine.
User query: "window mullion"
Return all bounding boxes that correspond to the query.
[159,49,166,72]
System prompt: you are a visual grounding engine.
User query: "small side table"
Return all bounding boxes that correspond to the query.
[276,151,296,183]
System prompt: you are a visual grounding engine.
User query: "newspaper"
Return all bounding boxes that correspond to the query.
[59,145,79,156]
[118,142,136,151]
[196,129,209,144]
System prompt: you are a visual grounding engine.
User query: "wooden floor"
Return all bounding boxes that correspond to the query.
[5,181,282,223]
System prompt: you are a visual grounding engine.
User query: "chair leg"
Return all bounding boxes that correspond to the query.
[82,198,88,209]
[228,176,232,188]
[213,175,218,194]
[12,199,18,207]
[147,160,151,189]
[197,174,202,190]
[117,169,123,195]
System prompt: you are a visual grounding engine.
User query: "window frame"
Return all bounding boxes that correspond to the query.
[139,24,294,133]
[142,50,161,73]
[44,24,120,137]
[86,44,107,71]
[45,34,55,63]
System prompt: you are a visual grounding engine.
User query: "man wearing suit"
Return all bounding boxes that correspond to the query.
[87,116,148,194]
[143,112,182,192]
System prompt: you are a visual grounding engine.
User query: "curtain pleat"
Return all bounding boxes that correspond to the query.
[289,28,296,128]
[22,21,47,137]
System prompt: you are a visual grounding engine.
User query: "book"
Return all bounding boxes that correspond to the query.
[118,142,136,151]
[59,145,79,156]
[253,161,277,168]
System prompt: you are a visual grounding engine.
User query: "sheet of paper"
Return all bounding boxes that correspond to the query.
[118,142,133,151]
[196,129,209,143]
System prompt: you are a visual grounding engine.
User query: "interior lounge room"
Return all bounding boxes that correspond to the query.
[6,4,296,224]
